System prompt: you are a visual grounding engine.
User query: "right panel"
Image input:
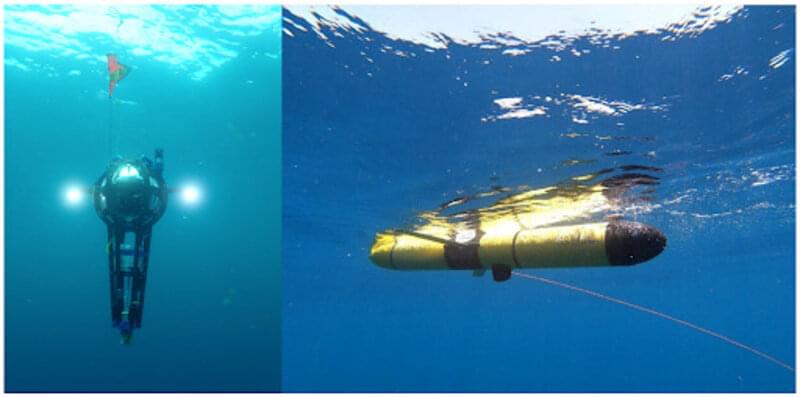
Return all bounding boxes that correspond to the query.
[282,5,795,392]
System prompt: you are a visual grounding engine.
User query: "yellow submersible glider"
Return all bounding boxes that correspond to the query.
[369,171,799,373]
[370,171,667,282]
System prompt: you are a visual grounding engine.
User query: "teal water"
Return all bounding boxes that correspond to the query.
[5,5,281,392]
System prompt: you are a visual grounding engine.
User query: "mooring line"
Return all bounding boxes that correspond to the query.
[511,271,794,372]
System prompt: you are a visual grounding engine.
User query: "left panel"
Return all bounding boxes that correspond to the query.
[4,5,281,392]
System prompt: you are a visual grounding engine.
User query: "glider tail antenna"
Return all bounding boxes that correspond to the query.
[511,271,794,373]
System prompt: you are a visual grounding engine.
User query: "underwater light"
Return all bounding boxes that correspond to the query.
[180,184,201,206]
[64,185,85,207]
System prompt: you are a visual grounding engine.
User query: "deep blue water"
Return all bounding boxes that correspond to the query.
[283,6,795,392]
[5,5,281,392]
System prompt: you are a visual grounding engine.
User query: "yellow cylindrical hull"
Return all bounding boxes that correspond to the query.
[369,221,665,272]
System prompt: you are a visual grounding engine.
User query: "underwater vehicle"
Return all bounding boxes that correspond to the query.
[65,149,201,344]
[368,176,796,371]
[93,149,169,344]
[369,178,666,282]
[370,220,666,282]
[60,55,201,343]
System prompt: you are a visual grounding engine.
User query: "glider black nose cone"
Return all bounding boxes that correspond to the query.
[605,221,666,265]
